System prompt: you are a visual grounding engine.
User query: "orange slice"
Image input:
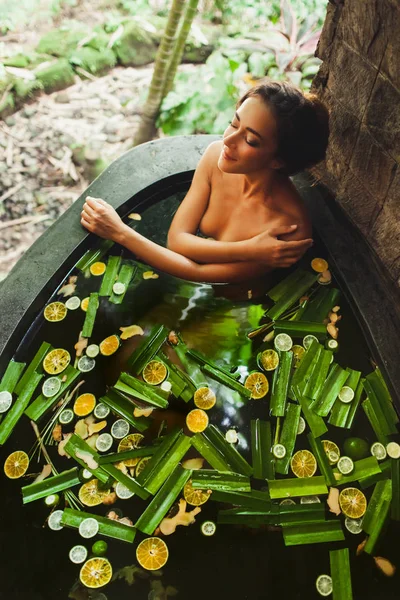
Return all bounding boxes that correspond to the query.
[43,348,71,375]
[142,360,167,385]
[99,335,120,356]
[183,479,212,506]
[194,387,216,410]
[291,449,317,478]
[311,258,329,273]
[339,487,367,519]
[244,372,269,399]
[44,302,67,322]
[4,450,29,479]
[186,409,209,433]
[136,537,169,571]
[117,433,144,467]
[81,297,90,312]
[74,393,96,417]
[89,262,106,276]
[80,557,112,588]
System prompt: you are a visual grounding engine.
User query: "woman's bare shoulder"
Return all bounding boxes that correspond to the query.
[277,177,312,237]
[202,140,223,170]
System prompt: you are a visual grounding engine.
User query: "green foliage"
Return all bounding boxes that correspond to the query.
[0,0,77,34]
[34,58,75,92]
[69,47,116,74]
[36,25,91,57]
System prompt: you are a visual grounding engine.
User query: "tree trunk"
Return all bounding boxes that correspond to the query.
[133,0,186,147]
[162,0,200,98]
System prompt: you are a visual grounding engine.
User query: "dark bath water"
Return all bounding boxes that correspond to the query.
[1,193,400,600]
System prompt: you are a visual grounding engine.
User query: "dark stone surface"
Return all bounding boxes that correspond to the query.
[1,135,399,409]
[364,73,400,161]
[336,170,380,235]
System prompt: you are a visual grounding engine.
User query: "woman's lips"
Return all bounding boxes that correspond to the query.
[222,149,236,161]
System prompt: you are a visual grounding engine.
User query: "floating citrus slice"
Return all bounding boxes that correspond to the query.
[344,517,363,535]
[337,456,354,475]
[43,348,71,375]
[117,433,144,466]
[136,537,169,571]
[303,334,319,350]
[59,408,74,424]
[338,386,355,403]
[99,335,120,356]
[186,409,209,433]
[42,377,61,398]
[81,297,90,311]
[86,344,100,358]
[89,262,106,276]
[112,282,126,295]
[94,403,110,419]
[79,479,110,507]
[80,557,112,588]
[291,450,317,478]
[316,574,332,597]
[244,372,269,399]
[111,419,130,440]
[387,442,400,459]
[311,258,329,273]
[371,442,387,460]
[96,433,113,453]
[339,487,367,519]
[77,356,96,372]
[272,444,286,459]
[48,509,64,531]
[79,518,99,539]
[4,450,29,479]
[297,416,306,435]
[142,360,168,385]
[135,456,151,477]
[184,479,212,506]
[44,302,67,322]
[74,393,96,417]
[69,545,88,564]
[201,521,216,536]
[194,387,216,410]
[0,390,12,413]
[115,482,135,499]
[322,440,340,465]
[291,345,305,367]
[260,349,279,371]
[65,296,81,310]
[274,333,293,352]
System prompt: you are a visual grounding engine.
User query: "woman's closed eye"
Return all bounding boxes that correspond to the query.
[227,121,258,147]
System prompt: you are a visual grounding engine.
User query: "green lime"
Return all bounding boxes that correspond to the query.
[92,540,108,556]
[343,437,370,461]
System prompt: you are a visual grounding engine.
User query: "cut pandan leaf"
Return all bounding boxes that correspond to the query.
[64,434,110,485]
[25,366,80,422]
[365,368,398,425]
[61,508,136,543]
[81,293,99,339]
[275,403,301,475]
[136,428,182,485]
[363,376,398,436]
[127,324,169,374]
[330,548,353,600]
[76,239,114,272]
[282,520,345,546]
[289,339,321,400]
[15,342,52,395]
[22,468,80,504]
[185,348,239,382]
[116,372,169,408]
[101,462,150,500]
[307,433,336,487]
[391,459,400,521]
[274,321,327,341]
[251,419,275,480]
[304,348,333,400]
[173,343,207,388]
[191,470,251,493]
[329,373,363,429]
[98,390,150,432]
[0,372,43,445]
[217,503,325,527]
[203,425,253,477]
[311,364,350,417]
[99,445,156,465]
[99,255,121,296]
[267,476,328,499]
[292,386,328,439]
[362,479,392,555]
[202,363,251,398]
[158,351,196,401]
[299,287,340,323]
[210,489,270,510]
[135,466,192,534]
[360,459,391,489]
[267,268,306,302]
[270,350,293,417]
[361,397,390,446]
[191,432,234,473]
[0,360,26,394]
[140,433,191,495]
[109,260,137,304]
[266,271,318,320]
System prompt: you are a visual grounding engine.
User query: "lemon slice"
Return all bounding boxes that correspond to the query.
[194,387,216,410]
[59,408,74,424]
[291,345,305,367]
[80,557,112,588]
[291,450,317,478]
[86,344,100,358]
[44,302,67,322]
[184,480,212,506]
[339,487,367,519]
[371,442,387,460]
[387,442,400,459]
[96,433,113,453]
[99,335,120,356]
[344,517,363,535]
[337,456,354,474]
[94,403,110,419]
[77,356,96,372]
[115,482,135,499]
[112,282,126,295]
[260,349,279,371]
[43,349,70,375]
[90,262,106,276]
[244,372,269,399]
[4,450,29,479]
[136,537,168,571]
[272,444,286,458]
[142,360,168,385]
[338,386,355,403]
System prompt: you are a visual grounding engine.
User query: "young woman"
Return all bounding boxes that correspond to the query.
[80,80,329,285]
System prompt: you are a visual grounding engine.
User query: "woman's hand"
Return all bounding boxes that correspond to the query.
[247,224,313,268]
[81,196,126,243]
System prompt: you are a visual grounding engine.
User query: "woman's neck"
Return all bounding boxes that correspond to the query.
[239,168,282,202]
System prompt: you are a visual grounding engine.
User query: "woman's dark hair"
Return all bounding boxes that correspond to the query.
[237,79,330,176]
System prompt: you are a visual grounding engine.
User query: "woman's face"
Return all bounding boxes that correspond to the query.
[218,96,282,175]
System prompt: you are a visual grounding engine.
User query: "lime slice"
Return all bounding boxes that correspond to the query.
[77,356,96,372]
[42,377,62,398]
[0,390,12,413]
[344,517,363,535]
[94,403,110,419]
[303,334,319,350]
[69,545,88,564]
[86,344,100,358]
[48,509,64,531]
[316,574,332,597]
[386,442,400,459]
[337,456,354,474]
[112,282,126,295]
[96,433,113,453]
[279,498,296,506]
[65,296,81,310]
[59,408,74,425]
[201,521,216,536]
[225,429,238,444]
[81,468,93,480]
[297,416,306,435]
[79,517,99,539]
[328,450,340,464]
[272,444,286,459]
[327,339,339,351]
[111,419,130,440]
[274,333,293,352]
[44,493,60,507]
[371,442,387,460]
[300,496,321,504]
[115,482,135,499]
[338,386,354,403]
[160,381,172,393]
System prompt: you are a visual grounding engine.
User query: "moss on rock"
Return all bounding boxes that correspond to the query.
[34,59,76,93]
[68,47,117,74]
[13,79,43,101]
[114,20,157,66]
[0,92,15,119]
[3,54,31,68]
[36,26,90,57]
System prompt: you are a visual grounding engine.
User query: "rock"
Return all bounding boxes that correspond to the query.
[55,91,70,103]
[106,134,120,143]
[24,106,36,118]
[103,121,119,134]
[5,116,16,127]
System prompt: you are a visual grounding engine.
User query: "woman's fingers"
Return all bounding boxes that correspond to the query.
[278,238,313,255]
